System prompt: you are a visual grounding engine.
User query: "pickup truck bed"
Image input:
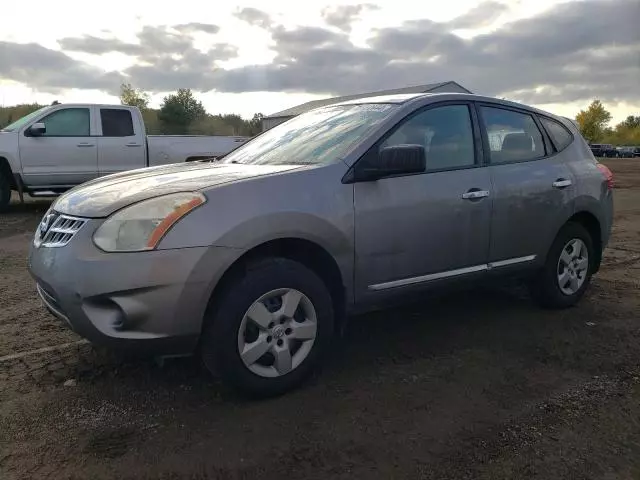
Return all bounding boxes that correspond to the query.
[147,135,248,165]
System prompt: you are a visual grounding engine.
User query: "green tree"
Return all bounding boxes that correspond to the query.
[0,103,43,128]
[249,113,264,136]
[188,115,234,135]
[158,89,206,134]
[621,115,640,129]
[575,100,612,143]
[602,119,640,146]
[120,82,150,110]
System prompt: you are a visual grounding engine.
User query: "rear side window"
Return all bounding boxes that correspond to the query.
[100,109,134,137]
[480,107,545,163]
[540,117,573,151]
[40,108,90,136]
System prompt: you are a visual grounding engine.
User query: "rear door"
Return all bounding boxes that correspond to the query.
[96,107,146,176]
[477,103,575,269]
[353,102,492,302]
[18,107,98,187]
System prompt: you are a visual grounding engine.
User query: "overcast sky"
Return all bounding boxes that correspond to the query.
[1,0,638,122]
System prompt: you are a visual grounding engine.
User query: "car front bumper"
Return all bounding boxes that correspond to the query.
[28,220,241,355]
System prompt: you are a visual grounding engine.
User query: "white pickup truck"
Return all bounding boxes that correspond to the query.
[0,103,250,210]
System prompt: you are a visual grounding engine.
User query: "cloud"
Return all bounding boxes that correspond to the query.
[448,1,509,29]
[1,0,638,109]
[234,7,274,29]
[57,25,237,92]
[0,41,123,94]
[57,36,142,56]
[174,23,219,35]
[211,0,639,106]
[59,25,224,61]
[321,4,379,31]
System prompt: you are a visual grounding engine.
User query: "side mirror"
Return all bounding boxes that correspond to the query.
[356,144,426,181]
[27,123,46,137]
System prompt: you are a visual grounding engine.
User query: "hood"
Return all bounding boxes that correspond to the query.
[53,162,300,217]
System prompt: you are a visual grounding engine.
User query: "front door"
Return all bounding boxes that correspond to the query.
[353,103,492,302]
[19,107,98,187]
[477,104,575,266]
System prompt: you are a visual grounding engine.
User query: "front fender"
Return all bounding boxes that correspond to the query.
[0,152,21,176]
[159,162,355,299]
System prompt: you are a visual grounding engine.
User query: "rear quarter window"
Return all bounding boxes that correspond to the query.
[540,117,573,152]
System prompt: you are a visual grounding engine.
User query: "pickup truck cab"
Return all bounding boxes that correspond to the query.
[0,104,249,210]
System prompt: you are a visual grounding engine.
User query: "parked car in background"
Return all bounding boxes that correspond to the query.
[616,146,636,158]
[29,93,614,397]
[589,144,617,157]
[0,104,249,211]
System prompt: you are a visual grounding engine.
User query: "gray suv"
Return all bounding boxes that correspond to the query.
[28,93,614,397]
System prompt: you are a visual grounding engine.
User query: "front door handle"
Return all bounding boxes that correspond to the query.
[77,142,95,147]
[552,179,572,188]
[462,189,490,200]
[126,143,142,147]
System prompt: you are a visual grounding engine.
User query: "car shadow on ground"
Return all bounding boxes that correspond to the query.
[63,282,602,403]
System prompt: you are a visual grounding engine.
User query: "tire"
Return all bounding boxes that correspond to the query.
[0,172,11,213]
[201,257,334,398]
[530,222,595,309]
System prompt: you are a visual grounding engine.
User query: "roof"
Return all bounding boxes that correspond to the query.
[265,81,471,119]
[335,92,430,105]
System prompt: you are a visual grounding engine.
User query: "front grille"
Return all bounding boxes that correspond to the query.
[35,212,87,248]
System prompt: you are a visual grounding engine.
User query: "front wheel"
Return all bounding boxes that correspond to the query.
[201,257,334,397]
[530,222,595,309]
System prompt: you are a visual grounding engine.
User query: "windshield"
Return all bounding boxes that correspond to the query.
[0,106,52,132]
[221,103,398,166]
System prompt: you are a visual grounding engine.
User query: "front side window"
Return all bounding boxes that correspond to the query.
[40,108,90,137]
[221,103,398,166]
[101,109,134,137]
[480,107,545,163]
[382,104,475,170]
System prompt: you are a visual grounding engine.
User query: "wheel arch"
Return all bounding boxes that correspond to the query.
[0,156,17,190]
[205,237,348,336]
[565,210,603,272]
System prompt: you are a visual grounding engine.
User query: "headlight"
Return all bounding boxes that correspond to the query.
[93,192,206,252]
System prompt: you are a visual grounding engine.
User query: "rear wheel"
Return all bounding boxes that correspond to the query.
[0,172,11,212]
[201,257,334,397]
[530,222,594,309]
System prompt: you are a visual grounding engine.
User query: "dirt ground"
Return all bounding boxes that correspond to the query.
[1,159,639,480]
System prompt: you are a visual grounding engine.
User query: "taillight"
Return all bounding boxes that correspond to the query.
[596,163,614,190]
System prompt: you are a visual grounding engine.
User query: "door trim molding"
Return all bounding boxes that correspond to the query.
[368,255,536,291]
[488,255,536,268]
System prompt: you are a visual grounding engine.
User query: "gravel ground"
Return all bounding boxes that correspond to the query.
[1,159,639,480]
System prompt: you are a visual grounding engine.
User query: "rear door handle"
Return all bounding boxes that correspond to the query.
[77,142,95,147]
[126,143,142,147]
[552,179,572,188]
[462,189,490,200]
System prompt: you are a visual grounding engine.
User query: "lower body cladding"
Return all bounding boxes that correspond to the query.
[28,229,241,355]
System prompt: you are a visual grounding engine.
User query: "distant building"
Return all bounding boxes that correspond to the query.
[262,81,472,131]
